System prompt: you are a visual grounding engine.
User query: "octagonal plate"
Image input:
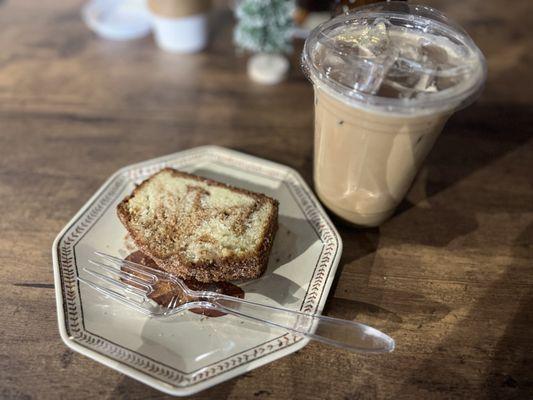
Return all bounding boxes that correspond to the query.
[52,146,342,396]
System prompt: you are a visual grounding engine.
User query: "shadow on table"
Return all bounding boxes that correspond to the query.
[394,101,533,218]
[324,224,451,335]
[483,223,533,399]
[395,223,533,398]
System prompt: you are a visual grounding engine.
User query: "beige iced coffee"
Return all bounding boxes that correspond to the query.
[302,3,486,226]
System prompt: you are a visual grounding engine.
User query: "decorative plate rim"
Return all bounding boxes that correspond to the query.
[52,145,343,396]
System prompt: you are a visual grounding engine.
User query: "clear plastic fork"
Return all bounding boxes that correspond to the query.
[78,252,395,353]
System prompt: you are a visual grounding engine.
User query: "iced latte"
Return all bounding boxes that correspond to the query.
[302,2,486,226]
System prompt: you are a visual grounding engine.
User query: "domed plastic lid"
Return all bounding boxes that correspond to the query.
[302,2,487,113]
[82,0,152,41]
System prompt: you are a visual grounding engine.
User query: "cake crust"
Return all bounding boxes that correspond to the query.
[117,168,278,282]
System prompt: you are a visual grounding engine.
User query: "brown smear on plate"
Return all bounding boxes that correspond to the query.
[124,251,244,317]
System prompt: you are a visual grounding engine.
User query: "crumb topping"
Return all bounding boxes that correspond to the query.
[124,169,274,263]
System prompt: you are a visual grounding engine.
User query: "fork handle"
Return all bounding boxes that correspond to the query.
[210,294,394,353]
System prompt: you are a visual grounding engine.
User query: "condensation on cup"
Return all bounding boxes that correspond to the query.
[302,2,487,227]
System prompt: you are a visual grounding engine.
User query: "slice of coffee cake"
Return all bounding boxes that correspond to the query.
[117,168,278,282]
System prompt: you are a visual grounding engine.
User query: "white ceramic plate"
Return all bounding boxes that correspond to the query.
[52,146,342,396]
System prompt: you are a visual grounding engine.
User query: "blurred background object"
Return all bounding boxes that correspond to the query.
[82,0,152,41]
[148,0,211,53]
[234,0,295,84]
[83,0,212,52]
[294,0,408,37]
[330,0,406,15]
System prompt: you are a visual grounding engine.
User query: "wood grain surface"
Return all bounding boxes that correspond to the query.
[1,0,532,399]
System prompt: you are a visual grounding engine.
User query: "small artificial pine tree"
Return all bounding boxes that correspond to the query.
[234,0,295,54]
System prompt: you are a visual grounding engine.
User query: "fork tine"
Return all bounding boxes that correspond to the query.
[88,259,154,290]
[95,252,193,295]
[77,277,152,315]
[83,267,150,298]
[95,252,159,283]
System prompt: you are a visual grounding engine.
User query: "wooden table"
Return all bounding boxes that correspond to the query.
[1,1,532,399]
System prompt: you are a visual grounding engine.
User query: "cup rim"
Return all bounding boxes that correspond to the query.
[302,2,487,114]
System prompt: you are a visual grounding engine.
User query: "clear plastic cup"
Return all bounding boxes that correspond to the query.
[302,2,487,227]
